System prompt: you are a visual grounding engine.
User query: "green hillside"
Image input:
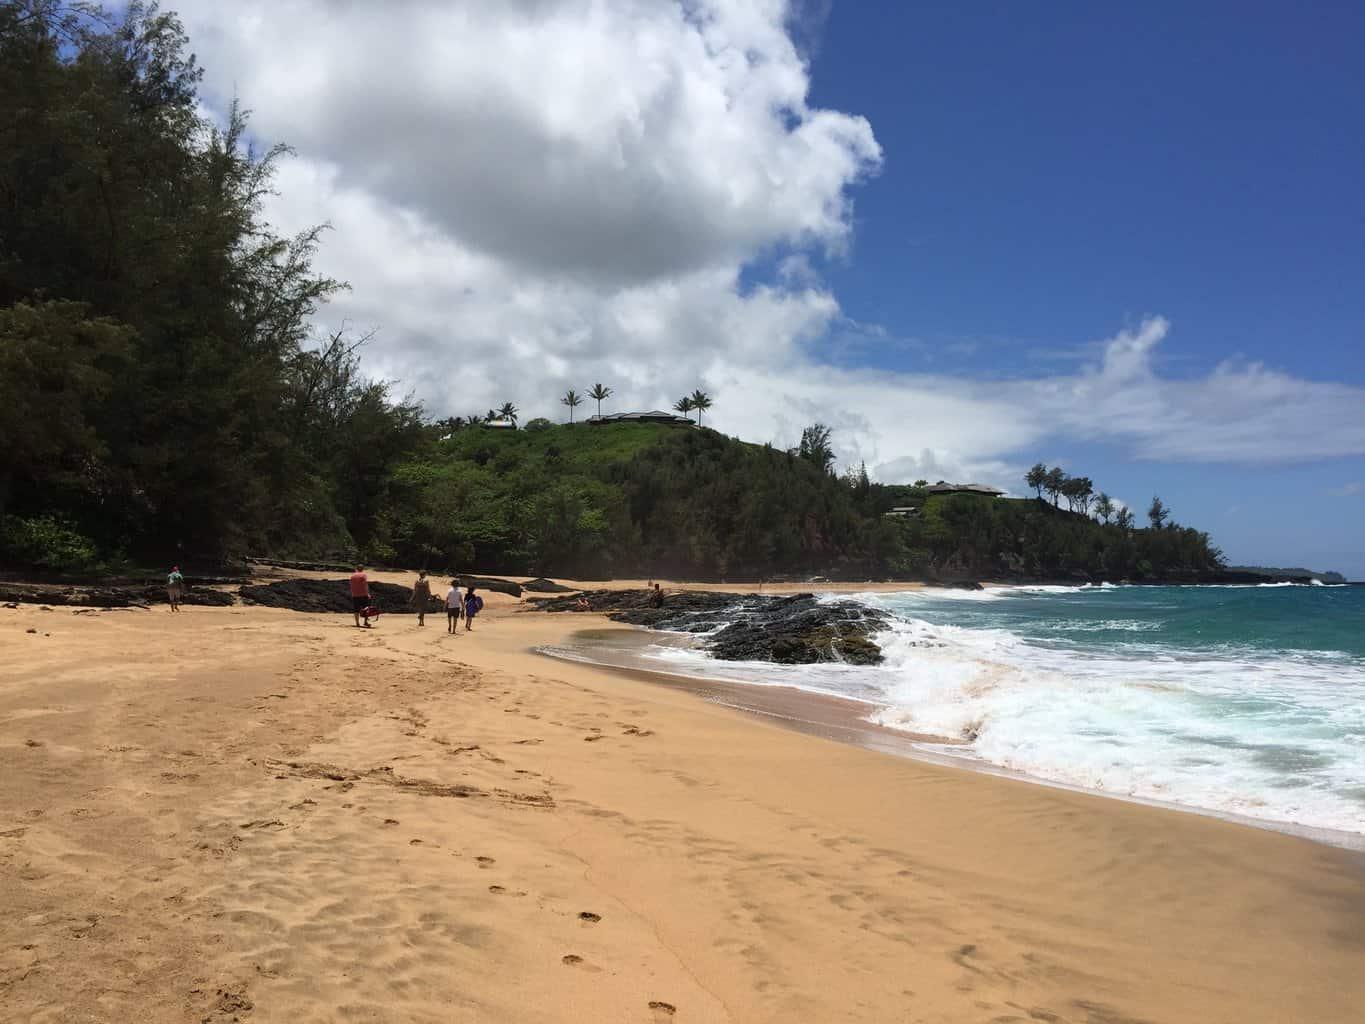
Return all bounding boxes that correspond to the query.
[359,421,1225,583]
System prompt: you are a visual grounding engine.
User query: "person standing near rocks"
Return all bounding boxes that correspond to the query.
[350,565,372,628]
[445,579,463,634]
[166,565,185,612]
[410,570,432,626]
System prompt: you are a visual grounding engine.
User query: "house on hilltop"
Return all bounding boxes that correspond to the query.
[587,410,694,426]
[925,482,1005,498]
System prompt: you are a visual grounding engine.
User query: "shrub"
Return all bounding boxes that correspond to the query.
[0,514,100,572]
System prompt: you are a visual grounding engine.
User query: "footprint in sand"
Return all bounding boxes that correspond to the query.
[577,912,601,924]
[475,856,495,868]
[382,818,400,827]
[649,1001,677,1017]
[561,954,602,973]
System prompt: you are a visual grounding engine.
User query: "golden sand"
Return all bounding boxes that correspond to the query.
[2,577,1362,1022]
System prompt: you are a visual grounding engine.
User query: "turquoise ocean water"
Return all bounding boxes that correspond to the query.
[641,584,1365,838]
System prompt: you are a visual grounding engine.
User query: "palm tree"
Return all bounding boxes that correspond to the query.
[587,382,613,420]
[497,401,518,425]
[561,389,583,423]
[674,396,695,422]
[465,411,484,425]
[690,388,712,427]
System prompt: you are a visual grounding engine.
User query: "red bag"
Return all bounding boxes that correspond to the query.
[362,605,381,619]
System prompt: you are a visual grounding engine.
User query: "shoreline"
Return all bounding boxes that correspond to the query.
[537,623,1365,851]
[5,592,1365,1021]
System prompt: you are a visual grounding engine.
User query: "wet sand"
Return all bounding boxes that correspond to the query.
[3,580,1364,1022]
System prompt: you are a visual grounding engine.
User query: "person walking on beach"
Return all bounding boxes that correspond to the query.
[410,570,432,626]
[350,565,372,628]
[445,579,463,634]
[463,585,482,631]
[166,565,185,612]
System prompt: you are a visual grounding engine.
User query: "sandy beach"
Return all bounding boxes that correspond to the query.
[3,577,1364,1023]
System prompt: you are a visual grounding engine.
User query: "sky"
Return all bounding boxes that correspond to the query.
[172,1,1365,577]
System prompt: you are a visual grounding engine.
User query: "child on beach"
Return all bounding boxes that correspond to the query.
[464,585,482,631]
[166,565,184,612]
[445,580,463,633]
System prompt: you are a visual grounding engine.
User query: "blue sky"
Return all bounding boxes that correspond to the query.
[798,2,1364,576]
[177,0,1365,578]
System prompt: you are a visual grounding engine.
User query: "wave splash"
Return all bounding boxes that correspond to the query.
[641,585,1365,837]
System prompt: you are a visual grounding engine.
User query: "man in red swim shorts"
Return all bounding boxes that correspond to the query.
[350,566,372,628]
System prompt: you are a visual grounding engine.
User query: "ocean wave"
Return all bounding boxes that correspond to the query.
[862,613,1365,834]
[635,592,1365,835]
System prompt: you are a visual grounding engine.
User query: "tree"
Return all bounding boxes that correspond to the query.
[674,396,695,422]
[1061,475,1094,514]
[1026,463,1048,499]
[0,301,133,520]
[913,479,928,487]
[1043,467,1068,507]
[1148,495,1169,529]
[1116,507,1135,531]
[1095,492,1115,524]
[796,423,836,474]
[561,389,583,423]
[497,402,518,425]
[690,388,712,427]
[587,382,613,419]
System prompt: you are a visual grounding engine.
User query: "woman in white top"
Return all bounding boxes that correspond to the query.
[445,581,464,634]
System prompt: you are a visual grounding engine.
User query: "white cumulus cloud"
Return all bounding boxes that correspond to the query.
[174,0,1365,488]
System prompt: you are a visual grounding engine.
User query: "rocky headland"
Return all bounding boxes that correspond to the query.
[532,589,890,665]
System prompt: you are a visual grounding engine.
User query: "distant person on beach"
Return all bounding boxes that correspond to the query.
[350,566,372,628]
[166,565,185,612]
[410,570,431,626]
[464,585,482,631]
[650,582,664,608]
[576,596,591,611]
[445,580,463,633]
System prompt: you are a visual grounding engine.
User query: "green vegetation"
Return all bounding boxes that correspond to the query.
[0,3,1228,582]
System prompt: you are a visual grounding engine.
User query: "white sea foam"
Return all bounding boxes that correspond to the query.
[629,593,1365,837]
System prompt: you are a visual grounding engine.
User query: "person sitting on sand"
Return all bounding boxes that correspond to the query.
[464,585,482,631]
[166,565,185,612]
[410,570,431,626]
[350,565,372,628]
[445,580,463,634]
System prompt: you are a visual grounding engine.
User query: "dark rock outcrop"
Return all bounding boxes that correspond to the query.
[458,575,523,598]
[533,588,889,665]
[238,579,441,613]
[0,582,233,608]
[521,577,575,593]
